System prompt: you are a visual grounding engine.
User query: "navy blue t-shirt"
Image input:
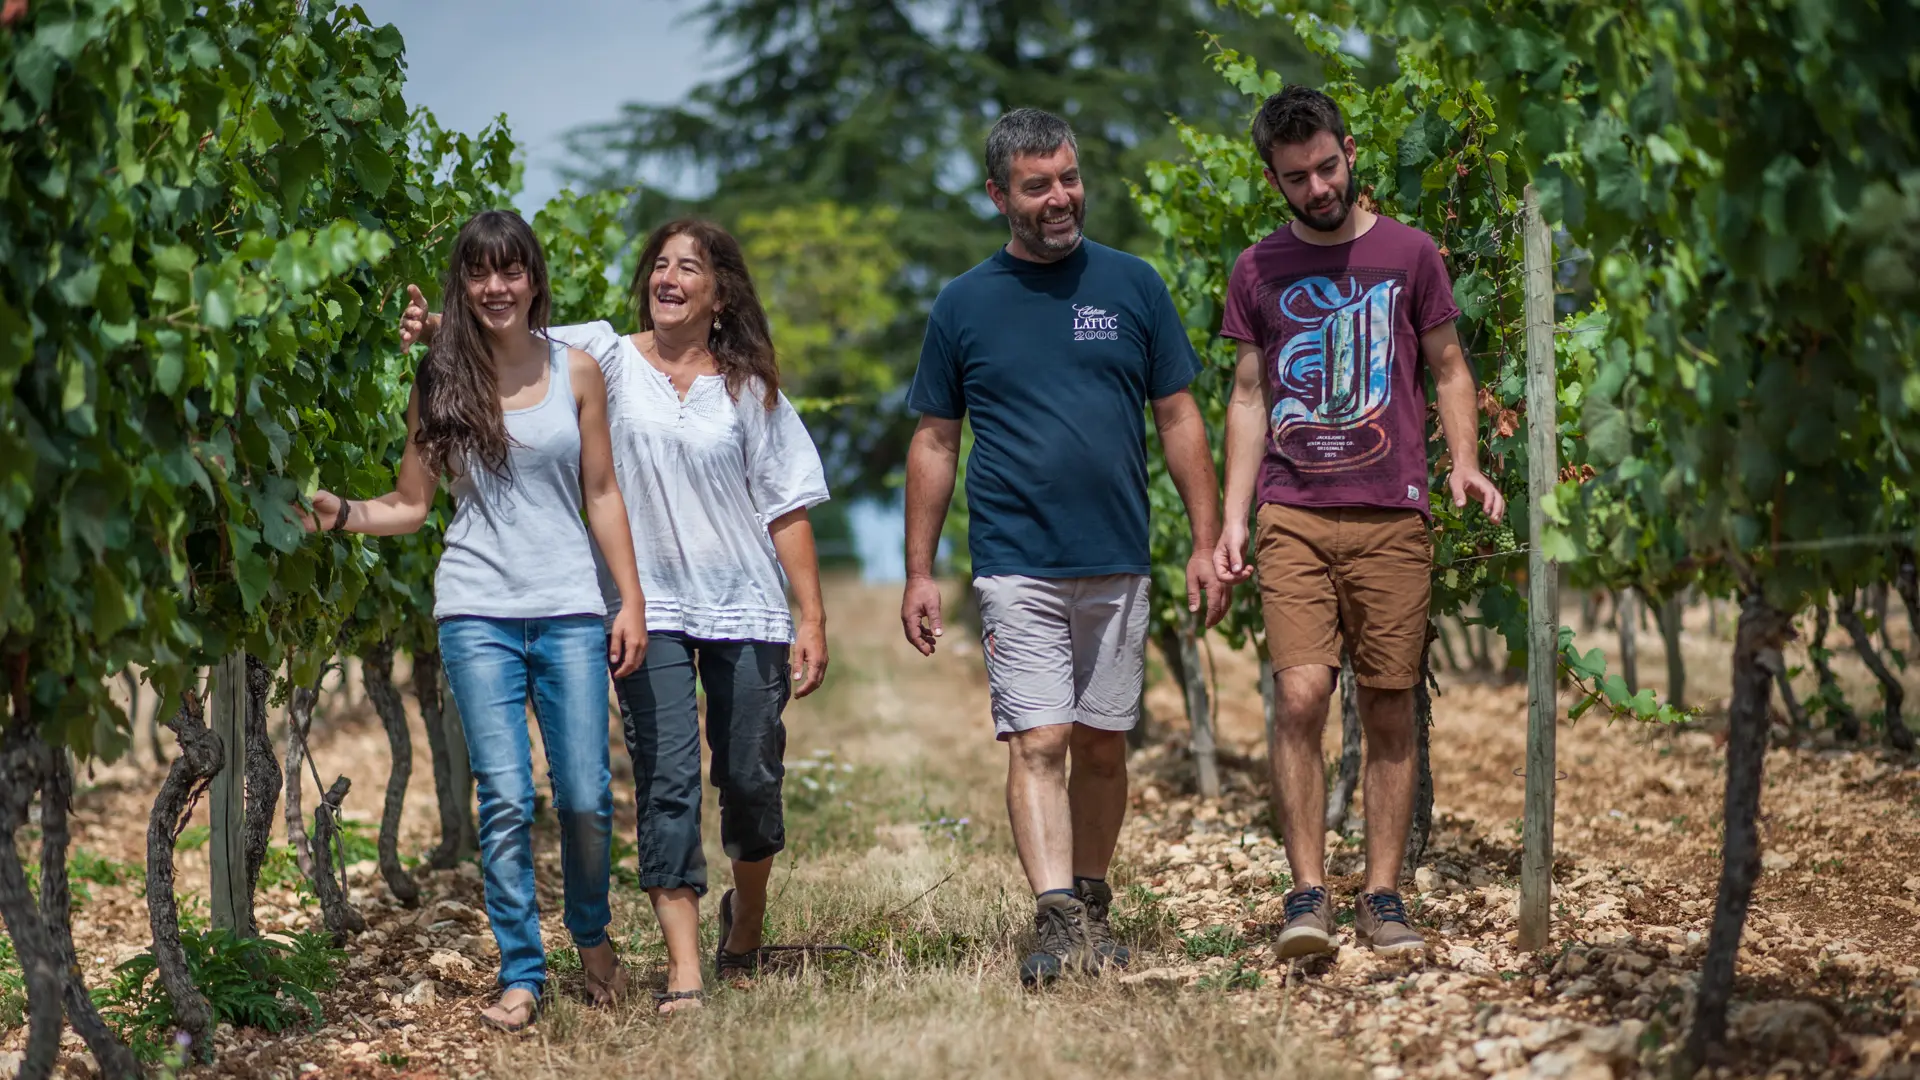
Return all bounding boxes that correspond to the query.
[909,239,1199,579]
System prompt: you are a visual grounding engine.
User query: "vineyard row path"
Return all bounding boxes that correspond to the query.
[5,578,1918,1079]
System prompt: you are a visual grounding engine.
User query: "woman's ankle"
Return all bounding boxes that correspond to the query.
[724,914,763,952]
[665,957,704,991]
[577,940,618,977]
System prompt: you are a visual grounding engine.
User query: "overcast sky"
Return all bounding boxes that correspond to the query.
[357,0,712,213]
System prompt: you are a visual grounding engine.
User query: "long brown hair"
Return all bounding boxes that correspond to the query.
[415,210,552,478]
[628,219,780,409]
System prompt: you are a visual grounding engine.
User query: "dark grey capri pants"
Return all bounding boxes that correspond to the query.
[610,630,790,896]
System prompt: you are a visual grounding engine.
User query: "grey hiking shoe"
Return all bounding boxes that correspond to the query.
[1020,892,1091,987]
[1074,878,1131,972]
[1355,889,1426,954]
[1275,885,1336,959]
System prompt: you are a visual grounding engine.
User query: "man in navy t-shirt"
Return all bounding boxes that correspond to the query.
[901,107,1227,988]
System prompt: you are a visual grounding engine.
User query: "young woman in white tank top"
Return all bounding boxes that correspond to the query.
[304,210,646,1032]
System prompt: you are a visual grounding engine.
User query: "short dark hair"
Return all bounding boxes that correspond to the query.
[985,108,1079,191]
[1251,86,1348,171]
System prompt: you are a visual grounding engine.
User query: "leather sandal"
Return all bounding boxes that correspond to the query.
[583,957,630,1006]
[715,888,761,980]
[478,989,544,1033]
[652,987,706,1014]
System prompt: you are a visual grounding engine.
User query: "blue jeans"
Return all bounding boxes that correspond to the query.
[610,632,789,896]
[437,615,613,997]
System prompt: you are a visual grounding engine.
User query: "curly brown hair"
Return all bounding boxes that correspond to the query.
[628,218,779,409]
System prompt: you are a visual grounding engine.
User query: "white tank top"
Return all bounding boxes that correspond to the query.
[433,340,607,620]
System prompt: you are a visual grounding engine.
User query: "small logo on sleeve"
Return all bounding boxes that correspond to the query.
[1073,304,1119,341]
[1407,484,1421,501]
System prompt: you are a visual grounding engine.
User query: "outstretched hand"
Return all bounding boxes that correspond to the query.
[1449,468,1506,522]
[299,490,343,533]
[399,284,440,349]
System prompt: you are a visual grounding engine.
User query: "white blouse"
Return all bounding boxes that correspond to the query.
[549,321,830,643]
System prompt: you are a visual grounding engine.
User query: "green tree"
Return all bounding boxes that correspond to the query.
[565,0,1324,489]
[739,201,904,484]
[536,186,637,327]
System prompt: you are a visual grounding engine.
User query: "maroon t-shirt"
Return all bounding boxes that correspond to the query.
[1220,216,1459,517]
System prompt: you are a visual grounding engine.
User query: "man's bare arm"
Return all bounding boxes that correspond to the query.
[901,415,963,654]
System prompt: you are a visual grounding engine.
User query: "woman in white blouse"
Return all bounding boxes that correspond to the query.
[402,219,829,1014]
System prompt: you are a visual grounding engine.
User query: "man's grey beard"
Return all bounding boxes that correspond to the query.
[1010,201,1086,260]
[1288,167,1360,233]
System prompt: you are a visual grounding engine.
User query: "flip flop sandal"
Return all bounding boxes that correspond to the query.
[651,988,707,1013]
[478,991,545,1034]
[715,888,761,979]
[584,959,630,1006]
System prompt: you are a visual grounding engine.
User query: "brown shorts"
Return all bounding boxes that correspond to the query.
[1254,503,1432,689]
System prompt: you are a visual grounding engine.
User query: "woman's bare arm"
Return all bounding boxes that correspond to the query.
[302,386,436,535]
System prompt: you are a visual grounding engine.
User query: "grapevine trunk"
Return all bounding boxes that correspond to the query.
[359,640,420,906]
[0,733,64,1080]
[144,691,221,1060]
[1835,591,1914,752]
[411,649,475,869]
[1404,645,1435,873]
[310,775,368,942]
[1810,606,1860,740]
[1655,595,1686,708]
[35,737,140,1079]
[1897,551,1920,652]
[1615,589,1639,695]
[1686,590,1790,1069]
[284,677,321,879]
[1324,652,1361,834]
[241,654,283,935]
[1773,665,1809,734]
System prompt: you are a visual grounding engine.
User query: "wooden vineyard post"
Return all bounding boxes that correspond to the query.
[1180,620,1221,799]
[209,652,251,935]
[1518,184,1561,952]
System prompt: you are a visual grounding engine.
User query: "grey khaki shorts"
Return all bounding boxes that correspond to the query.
[973,573,1150,740]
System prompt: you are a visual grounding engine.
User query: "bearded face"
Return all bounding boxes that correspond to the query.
[1284,160,1359,233]
[1008,188,1087,256]
[1266,131,1361,235]
[992,142,1087,262]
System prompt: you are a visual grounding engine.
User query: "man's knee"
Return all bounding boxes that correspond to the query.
[1007,723,1073,771]
[1356,686,1416,752]
[1069,725,1127,778]
[1275,666,1335,736]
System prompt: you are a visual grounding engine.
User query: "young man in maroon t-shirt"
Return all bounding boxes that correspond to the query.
[1213,86,1505,956]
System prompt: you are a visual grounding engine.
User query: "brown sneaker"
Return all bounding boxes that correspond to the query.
[1074,878,1130,972]
[1020,892,1091,987]
[1275,884,1336,958]
[1355,889,1425,954]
